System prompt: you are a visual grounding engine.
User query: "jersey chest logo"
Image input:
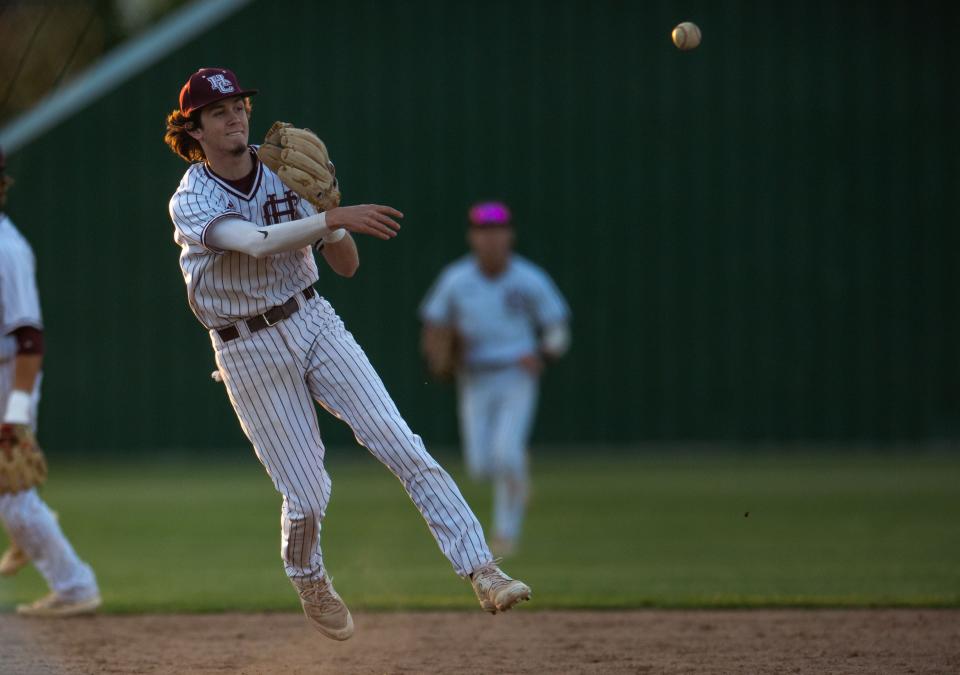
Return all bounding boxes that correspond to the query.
[262,190,300,225]
[504,288,531,316]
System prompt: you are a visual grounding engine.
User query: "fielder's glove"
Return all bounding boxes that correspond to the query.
[0,424,48,495]
[423,326,462,382]
[258,122,342,212]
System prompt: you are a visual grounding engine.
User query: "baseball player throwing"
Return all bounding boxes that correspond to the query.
[420,202,570,556]
[164,68,530,640]
[0,147,101,616]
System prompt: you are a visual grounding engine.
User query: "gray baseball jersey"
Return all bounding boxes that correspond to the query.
[420,254,571,367]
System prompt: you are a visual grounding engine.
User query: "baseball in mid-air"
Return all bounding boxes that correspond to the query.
[672,21,701,51]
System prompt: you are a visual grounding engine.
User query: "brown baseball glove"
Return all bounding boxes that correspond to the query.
[0,424,47,495]
[258,122,342,212]
[422,326,462,382]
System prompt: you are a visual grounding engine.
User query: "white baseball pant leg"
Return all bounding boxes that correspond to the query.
[213,295,492,580]
[457,375,495,480]
[214,316,332,582]
[0,365,98,597]
[458,367,539,543]
[0,490,98,597]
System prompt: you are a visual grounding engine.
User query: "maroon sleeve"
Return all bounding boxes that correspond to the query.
[11,326,44,355]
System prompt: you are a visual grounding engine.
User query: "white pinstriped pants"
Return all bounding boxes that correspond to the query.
[211,293,492,580]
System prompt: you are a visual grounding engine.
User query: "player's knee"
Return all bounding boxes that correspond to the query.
[282,473,331,515]
[285,493,327,524]
[465,452,492,480]
[0,489,42,530]
[293,504,325,526]
[406,453,443,475]
[397,451,450,488]
[491,452,524,478]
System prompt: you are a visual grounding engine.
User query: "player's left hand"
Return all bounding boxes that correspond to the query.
[326,204,404,240]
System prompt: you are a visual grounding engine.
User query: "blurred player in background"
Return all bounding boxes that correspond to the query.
[420,202,571,556]
[0,147,101,616]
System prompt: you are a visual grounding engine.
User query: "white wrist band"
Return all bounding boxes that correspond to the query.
[541,323,571,358]
[323,227,347,244]
[4,390,32,425]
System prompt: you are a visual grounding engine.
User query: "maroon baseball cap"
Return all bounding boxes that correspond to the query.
[468,201,513,228]
[179,67,258,117]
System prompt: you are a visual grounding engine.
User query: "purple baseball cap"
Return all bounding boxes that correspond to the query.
[179,67,258,117]
[468,201,512,228]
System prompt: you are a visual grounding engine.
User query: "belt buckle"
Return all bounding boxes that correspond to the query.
[263,295,297,327]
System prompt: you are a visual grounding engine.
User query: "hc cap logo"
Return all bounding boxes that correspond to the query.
[179,67,258,117]
[205,73,236,94]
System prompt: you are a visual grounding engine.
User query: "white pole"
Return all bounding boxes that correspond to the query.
[0,0,255,154]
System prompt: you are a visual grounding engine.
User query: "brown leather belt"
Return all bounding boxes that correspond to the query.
[216,287,315,343]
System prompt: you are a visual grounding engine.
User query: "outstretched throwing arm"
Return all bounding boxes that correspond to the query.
[206,204,403,258]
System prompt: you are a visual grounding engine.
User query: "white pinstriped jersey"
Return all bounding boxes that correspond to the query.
[169,149,319,329]
[420,255,570,368]
[0,213,43,363]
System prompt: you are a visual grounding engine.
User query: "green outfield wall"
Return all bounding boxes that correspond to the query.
[4,0,957,451]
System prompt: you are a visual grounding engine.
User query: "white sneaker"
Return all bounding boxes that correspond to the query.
[16,589,101,617]
[470,562,531,614]
[0,540,29,576]
[292,575,354,640]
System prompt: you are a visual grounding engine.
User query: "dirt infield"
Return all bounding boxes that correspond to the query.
[1,609,958,674]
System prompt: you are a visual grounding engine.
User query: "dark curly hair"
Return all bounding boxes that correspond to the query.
[163,97,253,163]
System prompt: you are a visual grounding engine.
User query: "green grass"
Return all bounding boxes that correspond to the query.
[1,449,958,612]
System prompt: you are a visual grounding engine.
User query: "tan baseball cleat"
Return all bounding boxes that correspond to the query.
[16,590,101,617]
[0,540,29,576]
[470,562,531,614]
[292,575,354,641]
